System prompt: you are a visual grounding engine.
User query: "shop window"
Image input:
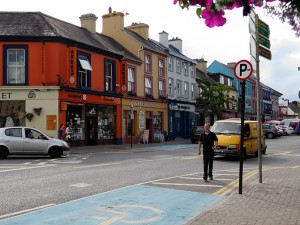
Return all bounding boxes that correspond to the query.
[0,101,25,127]
[104,59,116,92]
[97,105,115,140]
[153,112,163,132]
[3,45,28,85]
[77,52,91,88]
[66,105,85,140]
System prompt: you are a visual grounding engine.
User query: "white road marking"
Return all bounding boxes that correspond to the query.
[73,162,122,169]
[0,164,55,173]
[70,183,92,188]
[178,177,234,181]
[0,204,56,219]
[152,182,223,188]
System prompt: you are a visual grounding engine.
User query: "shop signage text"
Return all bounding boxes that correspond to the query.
[0,92,12,99]
[132,100,155,108]
[169,104,190,111]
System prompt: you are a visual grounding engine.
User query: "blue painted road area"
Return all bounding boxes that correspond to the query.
[143,144,196,151]
[0,185,223,225]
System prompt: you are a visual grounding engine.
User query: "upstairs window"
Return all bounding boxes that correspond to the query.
[191,84,195,99]
[184,82,189,97]
[190,66,194,77]
[104,59,116,92]
[168,57,173,71]
[145,54,151,73]
[176,59,181,73]
[220,75,224,84]
[176,80,181,96]
[145,77,152,95]
[159,59,165,76]
[78,53,92,88]
[168,78,174,95]
[4,45,28,85]
[159,80,165,96]
[128,67,135,92]
[183,63,188,75]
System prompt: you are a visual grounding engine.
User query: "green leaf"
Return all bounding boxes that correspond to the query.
[196,8,202,17]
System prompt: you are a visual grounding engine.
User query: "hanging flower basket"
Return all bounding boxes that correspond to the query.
[26,113,34,122]
[33,107,43,116]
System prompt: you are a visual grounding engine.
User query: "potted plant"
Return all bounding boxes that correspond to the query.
[25,113,34,122]
[33,107,43,116]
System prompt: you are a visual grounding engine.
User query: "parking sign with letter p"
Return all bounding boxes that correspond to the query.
[234,60,253,80]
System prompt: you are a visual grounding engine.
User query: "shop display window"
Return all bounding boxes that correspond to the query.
[0,101,25,128]
[97,105,115,140]
[66,105,85,140]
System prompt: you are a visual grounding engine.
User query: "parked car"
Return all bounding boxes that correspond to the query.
[277,125,294,136]
[190,126,204,144]
[0,127,70,159]
[262,124,281,139]
[274,125,284,136]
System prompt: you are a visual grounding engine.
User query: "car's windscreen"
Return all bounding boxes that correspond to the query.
[211,123,241,135]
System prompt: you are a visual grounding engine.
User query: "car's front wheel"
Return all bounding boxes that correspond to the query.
[267,133,274,139]
[0,146,9,159]
[48,147,62,158]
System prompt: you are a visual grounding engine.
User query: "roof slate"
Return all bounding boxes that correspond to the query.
[0,12,141,63]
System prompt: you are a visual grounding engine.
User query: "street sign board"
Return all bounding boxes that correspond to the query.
[258,35,271,49]
[234,60,253,80]
[258,19,270,38]
[259,46,272,60]
[250,35,256,59]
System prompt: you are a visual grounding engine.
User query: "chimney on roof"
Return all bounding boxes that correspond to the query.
[126,22,149,40]
[79,13,98,33]
[102,11,124,35]
[196,58,207,74]
[159,31,169,47]
[169,37,182,53]
[109,6,112,13]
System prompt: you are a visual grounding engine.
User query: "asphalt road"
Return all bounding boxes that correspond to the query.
[0,135,299,224]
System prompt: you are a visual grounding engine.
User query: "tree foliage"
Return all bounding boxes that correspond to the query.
[196,78,236,119]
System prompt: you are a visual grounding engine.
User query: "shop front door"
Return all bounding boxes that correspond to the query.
[87,117,97,145]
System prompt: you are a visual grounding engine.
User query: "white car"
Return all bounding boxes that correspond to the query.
[0,127,70,159]
[278,125,294,135]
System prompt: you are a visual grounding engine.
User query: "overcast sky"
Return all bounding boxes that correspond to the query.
[3,0,300,101]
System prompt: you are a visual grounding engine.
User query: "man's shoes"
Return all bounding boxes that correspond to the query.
[209,177,213,180]
[203,177,208,182]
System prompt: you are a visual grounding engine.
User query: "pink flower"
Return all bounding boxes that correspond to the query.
[202,9,227,27]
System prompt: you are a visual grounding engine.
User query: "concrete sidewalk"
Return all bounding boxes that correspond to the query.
[187,166,300,225]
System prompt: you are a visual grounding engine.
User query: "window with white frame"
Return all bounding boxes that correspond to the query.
[105,59,115,92]
[176,59,181,73]
[228,79,232,87]
[145,77,152,95]
[220,75,224,84]
[159,80,165,96]
[5,46,27,85]
[183,63,188,75]
[190,66,194,77]
[128,67,135,92]
[78,54,92,88]
[176,80,181,96]
[145,54,151,73]
[184,81,189,97]
[168,57,173,71]
[168,78,174,95]
[191,84,195,99]
[159,59,164,76]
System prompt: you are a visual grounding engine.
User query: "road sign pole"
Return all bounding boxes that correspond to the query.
[239,80,245,194]
[254,9,263,183]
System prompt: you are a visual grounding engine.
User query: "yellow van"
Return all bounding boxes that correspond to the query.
[211,119,267,158]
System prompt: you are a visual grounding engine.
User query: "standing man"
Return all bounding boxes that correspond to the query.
[198,123,218,182]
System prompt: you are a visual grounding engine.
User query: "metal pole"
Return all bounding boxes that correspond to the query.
[254,10,262,183]
[239,80,245,194]
[130,102,133,148]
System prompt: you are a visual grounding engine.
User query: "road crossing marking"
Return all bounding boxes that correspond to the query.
[0,164,55,173]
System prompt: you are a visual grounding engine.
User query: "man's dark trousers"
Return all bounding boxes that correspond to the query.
[203,150,214,179]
